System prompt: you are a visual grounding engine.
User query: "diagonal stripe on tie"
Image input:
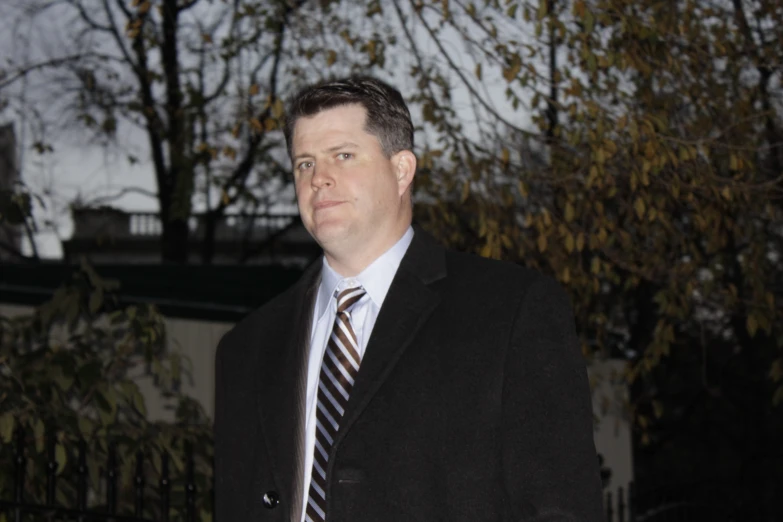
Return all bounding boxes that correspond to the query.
[305,284,366,522]
[320,362,351,402]
[324,344,357,384]
[331,326,361,367]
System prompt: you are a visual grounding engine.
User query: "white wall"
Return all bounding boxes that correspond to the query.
[0,302,33,317]
[588,359,634,492]
[137,317,232,422]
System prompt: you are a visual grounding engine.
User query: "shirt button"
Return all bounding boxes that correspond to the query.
[262,491,279,509]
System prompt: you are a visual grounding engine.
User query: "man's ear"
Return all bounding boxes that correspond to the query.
[393,150,417,196]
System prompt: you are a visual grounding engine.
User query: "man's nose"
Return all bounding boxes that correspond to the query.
[311,164,334,189]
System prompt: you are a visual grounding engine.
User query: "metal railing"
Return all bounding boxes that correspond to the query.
[71,208,301,242]
[1,428,210,522]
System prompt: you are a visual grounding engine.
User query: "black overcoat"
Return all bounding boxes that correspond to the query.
[214,230,604,522]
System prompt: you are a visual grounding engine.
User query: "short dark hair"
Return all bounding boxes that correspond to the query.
[284,75,414,159]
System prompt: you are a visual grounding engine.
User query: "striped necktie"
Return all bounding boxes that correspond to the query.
[305,285,366,522]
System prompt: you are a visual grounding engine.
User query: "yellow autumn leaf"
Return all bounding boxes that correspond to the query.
[518,181,529,199]
[501,148,510,166]
[591,257,601,274]
[0,413,13,443]
[769,360,783,382]
[461,180,470,203]
[271,98,285,119]
[55,443,67,475]
[565,233,575,253]
[634,197,646,219]
[747,314,758,337]
[565,202,575,223]
[537,234,548,253]
[503,54,522,82]
[537,0,548,19]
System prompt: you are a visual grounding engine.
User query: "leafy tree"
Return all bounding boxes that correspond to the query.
[0,261,213,521]
[371,0,783,514]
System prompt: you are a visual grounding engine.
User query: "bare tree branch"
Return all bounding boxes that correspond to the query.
[0,54,87,90]
[409,0,539,139]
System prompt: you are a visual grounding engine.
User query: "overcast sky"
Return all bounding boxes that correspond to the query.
[0,0,537,259]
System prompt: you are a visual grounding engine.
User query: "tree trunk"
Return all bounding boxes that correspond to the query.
[161,217,189,263]
[545,0,558,144]
[200,212,218,264]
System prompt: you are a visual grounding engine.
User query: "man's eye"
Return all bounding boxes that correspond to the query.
[297,161,314,170]
[337,153,353,160]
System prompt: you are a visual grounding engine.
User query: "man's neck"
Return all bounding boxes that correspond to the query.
[325,225,412,277]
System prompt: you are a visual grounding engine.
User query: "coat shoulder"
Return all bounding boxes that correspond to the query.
[443,248,566,301]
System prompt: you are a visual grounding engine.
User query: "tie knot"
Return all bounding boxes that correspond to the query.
[335,285,366,314]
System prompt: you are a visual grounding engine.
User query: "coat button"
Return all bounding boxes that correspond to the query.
[262,491,280,509]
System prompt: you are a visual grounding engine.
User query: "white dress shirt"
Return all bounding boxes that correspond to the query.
[300,226,414,520]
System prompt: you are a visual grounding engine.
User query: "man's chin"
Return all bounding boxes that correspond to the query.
[312,223,354,248]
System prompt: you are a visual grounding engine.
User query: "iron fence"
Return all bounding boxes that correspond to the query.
[1,428,208,522]
[4,426,752,522]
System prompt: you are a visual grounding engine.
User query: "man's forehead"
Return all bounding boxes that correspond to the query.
[291,105,376,153]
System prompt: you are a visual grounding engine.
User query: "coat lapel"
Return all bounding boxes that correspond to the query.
[335,229,446,444]
[254,261,320,520]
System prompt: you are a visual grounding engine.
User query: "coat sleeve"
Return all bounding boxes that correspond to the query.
[501,276,605,521]
[214,332,250,522]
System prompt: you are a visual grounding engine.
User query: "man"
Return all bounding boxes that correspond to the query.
[214,76,604,522]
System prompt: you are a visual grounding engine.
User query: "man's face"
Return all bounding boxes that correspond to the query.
[291,104,412,269]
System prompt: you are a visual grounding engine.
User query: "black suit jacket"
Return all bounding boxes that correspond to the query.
[215,230,604,521]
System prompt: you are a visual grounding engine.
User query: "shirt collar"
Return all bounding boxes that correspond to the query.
[315,226,414,321]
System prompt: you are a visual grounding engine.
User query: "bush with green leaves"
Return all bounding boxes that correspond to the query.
[0,261,213,522]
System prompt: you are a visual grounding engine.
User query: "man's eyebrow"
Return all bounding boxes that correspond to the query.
[323,142,359,153]
[292,152,313,163]
[292,142,359,163]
